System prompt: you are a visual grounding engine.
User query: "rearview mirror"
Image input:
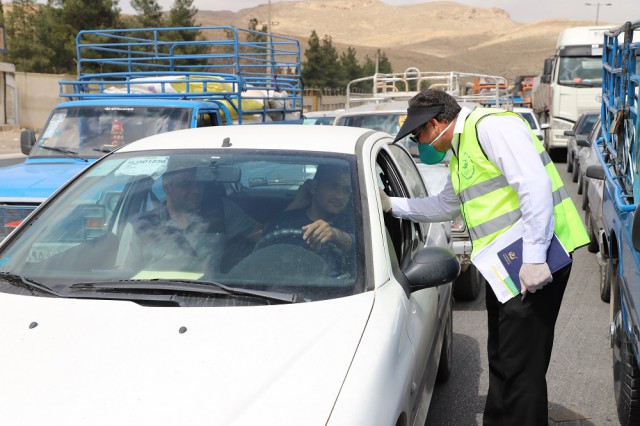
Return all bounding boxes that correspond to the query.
[577,137,590,148]
[540,123,550,130]
[586,165,604,180]
[20,130,36,155]
[632,204,640,251]
[564,130,575,137]
[403,247,460,291]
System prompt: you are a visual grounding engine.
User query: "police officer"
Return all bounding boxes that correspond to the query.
[380,89,589,425]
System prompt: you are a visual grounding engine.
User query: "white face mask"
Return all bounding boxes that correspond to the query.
[427,116,457,147]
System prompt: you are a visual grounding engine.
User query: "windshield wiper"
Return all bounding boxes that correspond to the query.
[0,272,60,296]
[69,279,300,304]
[38,145,88,162]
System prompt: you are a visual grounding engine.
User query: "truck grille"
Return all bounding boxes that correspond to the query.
[1,206,36,239]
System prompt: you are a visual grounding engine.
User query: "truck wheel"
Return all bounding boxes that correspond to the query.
[599,256,611,303]
[436,294,453,384]
[586,208,599,253]
[453,264,484,301]
[613,293,640,425]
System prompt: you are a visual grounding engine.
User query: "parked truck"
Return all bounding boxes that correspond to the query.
[533,25,611,153]
[593,20,640,426]
[0,26,303,239]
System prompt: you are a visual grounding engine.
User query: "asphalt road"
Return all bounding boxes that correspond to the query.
[425,159,618,425]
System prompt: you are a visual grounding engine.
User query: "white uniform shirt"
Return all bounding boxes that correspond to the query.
[390,107,554,263]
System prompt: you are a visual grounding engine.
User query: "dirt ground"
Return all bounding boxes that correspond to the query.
[0,128,23,156]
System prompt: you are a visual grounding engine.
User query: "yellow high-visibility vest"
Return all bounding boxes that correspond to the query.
[449,108,589,257]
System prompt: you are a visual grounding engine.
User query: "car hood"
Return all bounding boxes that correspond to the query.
[0,291,374,425]
[0,158,92,200]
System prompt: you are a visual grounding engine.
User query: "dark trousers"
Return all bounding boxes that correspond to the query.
[483,263,572,426]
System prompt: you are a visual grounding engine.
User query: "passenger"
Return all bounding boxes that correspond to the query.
[263,164,355,274]
[379,88,589,426]
[116,164,262,274]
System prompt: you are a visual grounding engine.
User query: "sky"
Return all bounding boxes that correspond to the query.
[142,0,637,25]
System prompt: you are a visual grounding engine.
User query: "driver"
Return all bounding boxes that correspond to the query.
[116,164,262,274]
[263,164,355,274]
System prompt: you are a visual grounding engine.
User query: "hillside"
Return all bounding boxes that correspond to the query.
[195,0,604,80]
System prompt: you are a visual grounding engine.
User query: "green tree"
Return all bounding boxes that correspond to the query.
[131,0,164,28]
[318,34,343,89]
[35,0,122,74]
[302,30,323,88]
[166,0,198,29]
[5,0,49,72]
[340,46,361,88]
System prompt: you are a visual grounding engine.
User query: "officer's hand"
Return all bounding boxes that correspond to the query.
[519,262,553,293]
[379,188,392,213]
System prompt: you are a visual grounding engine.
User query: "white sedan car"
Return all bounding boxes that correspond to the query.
[0,125,458,425]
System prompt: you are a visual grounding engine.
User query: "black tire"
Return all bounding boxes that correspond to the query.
[453,264,484,301]
[586,207,599,253]
[577,173,583,195]
[436,294,453,384]
[582,180,589,211]
[599,256,611,303]
[613,276,640,425]
[567,151,573,173]
[572,161,580,183]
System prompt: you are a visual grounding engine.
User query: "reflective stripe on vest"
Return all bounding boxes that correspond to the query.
[450,108,590,256]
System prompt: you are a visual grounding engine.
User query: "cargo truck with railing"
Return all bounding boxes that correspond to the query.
[0,26,303,239]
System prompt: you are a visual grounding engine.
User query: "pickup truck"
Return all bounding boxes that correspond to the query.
[0,26,303,239]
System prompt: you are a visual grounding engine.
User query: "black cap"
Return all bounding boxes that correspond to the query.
[393,105,444,142]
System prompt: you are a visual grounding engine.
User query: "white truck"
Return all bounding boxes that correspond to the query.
[533,25,610,153]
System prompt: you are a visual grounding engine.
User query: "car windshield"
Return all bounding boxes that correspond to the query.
[0,150,363,303]
[29,106,192,159]
[518,112,538,130]
[557,56,602,87]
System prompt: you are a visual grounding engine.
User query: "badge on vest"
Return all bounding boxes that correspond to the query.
[460,152,475,180]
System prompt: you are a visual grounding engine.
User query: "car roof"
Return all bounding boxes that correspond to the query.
[336,101,481,117]
[117,124,384,155]
[304,109,344,118]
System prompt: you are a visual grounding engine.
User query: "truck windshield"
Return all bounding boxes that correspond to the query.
[30,106,192,159]
[557,56,602,87]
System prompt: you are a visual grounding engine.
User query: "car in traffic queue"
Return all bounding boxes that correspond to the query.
[0,125,458,426]
[565,111,599,185]
[577,117,611,302]
[303,109,344,126]
[513,106,548,144]
[335,100,484,301]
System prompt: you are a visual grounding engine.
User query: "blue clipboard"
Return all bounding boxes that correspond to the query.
[497,234,572,292]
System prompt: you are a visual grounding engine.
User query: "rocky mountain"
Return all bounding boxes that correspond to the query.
[195,0,603,80]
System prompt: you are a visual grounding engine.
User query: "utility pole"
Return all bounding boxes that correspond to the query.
[584,2,612,26]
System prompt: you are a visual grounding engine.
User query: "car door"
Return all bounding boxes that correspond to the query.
[375,142,448,419]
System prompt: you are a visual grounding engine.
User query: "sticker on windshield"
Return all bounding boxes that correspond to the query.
[41,113,67,139]
[398,115,407,126]
[115,157,169,177]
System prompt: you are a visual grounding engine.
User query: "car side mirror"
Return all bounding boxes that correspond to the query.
[402,247,460,291]
[20,129,36,155]
[577,137,590,148]
[585,164,604,180]
[632,204,640,251]
[540,123,550,130]
[564,130,575,137]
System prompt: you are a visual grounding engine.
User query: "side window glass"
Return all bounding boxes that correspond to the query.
[389,144,429,197]
[376,148,423,267]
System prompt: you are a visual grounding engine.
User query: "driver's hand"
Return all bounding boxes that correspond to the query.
[302,220,351,251]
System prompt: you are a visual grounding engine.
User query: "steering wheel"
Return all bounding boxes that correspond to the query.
[254,227,348,275]
[254,228,305,251]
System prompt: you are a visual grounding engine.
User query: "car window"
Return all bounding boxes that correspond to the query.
[518,112,538,130]
[388,144,429,197]
[0,150,365,303]
[376,148,425,268]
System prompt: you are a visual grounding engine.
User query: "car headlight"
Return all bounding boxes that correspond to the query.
[552,119,574,132]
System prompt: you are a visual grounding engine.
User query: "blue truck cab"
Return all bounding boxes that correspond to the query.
[595,20,640,425]
[0,26,303,239]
